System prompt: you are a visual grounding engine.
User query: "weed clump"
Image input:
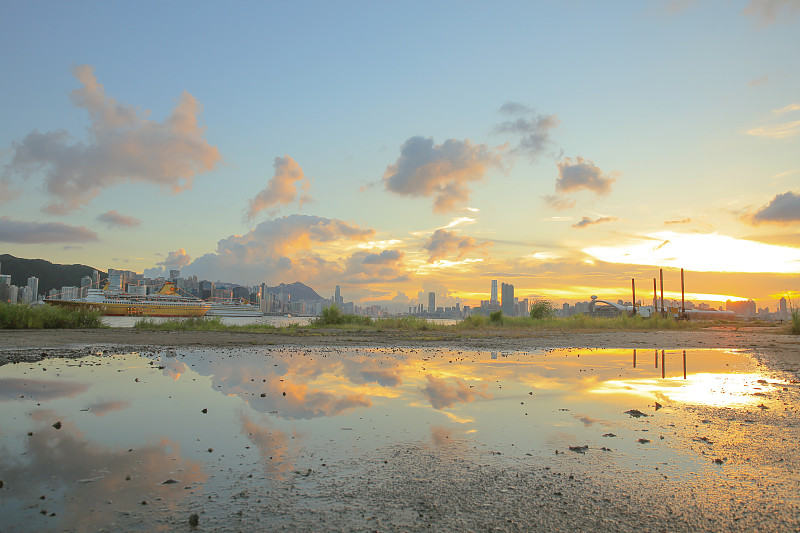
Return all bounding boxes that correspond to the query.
[0,303,105,329]
[311,306,373,327]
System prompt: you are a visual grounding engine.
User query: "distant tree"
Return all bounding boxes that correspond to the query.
[489,310,503,324]
[529,300,556,320]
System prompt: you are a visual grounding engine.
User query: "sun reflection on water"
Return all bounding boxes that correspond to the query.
[591,372,770,407]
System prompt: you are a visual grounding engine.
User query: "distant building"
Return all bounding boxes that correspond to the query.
[428,292,435,315]
[80,276,92,298]
[199,280,214,300]
[501,283,515,316]
[779,297,789,319]
[27,276,39,302]
[335,285,343,305]
[491,280,498,304]
[726,299,757,316]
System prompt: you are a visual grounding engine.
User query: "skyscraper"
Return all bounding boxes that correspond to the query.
[80,276,92,298]
[27,277,39,302]
[335,285,342,305]
[491,280,498,304]
[428,292,435,315]
[501,282,514,316]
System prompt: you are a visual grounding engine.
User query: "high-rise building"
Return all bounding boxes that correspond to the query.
[491,280,498,304]
[335,285,342,305]
[428,292,435,315]
[27,276,39,302]
[501,283,515,316]
[80,276,92,297]
[780,297,788,318]
[91,270,100,287]
[169,269,180,281]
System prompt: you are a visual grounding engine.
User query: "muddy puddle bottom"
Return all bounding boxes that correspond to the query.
[1,347,798,531]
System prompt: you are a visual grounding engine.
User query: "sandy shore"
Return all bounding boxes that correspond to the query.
[2,326,799,376]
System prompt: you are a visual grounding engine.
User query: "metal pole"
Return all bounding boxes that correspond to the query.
[632,278,636,316]
[633,349,637,368]
[659,269,664,316]
[681,268,685,317]
[661,350,665,379]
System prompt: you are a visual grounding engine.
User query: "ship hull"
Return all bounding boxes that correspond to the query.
[46,300,210,317]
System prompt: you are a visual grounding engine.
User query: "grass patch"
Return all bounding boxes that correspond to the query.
[133,316,279,333]
[0,303,105,329]
[374,316,436,330]
[310,306,373,327]
[790,309,800,335]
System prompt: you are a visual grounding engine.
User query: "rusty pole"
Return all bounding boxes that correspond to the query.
[681,268,685,317]
[659,268,664,316]
[632,278,636,316]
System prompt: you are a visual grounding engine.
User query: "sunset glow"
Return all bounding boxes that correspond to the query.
[0,2,797,310]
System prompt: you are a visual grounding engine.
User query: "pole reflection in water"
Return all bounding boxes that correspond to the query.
[683,349,687,379]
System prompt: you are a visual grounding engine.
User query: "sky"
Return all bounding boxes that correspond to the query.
[1,1,798,310]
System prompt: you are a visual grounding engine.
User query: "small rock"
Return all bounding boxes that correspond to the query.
[602,433,617,438]
[260,393,266,397]
[189,513,199,527]
[208,448,213,453]
[654,402,662,411]
[201,408,207,414]
[568,445,589,454]
[624,409,648,418]
[713,458,725,465]
[637,438,650,444]
[161,479,180,484]
[52,421,62,430]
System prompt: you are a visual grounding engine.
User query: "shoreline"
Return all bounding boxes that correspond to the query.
[1,326,799,377]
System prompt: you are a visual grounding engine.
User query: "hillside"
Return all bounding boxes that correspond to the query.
[0,254,99,295]
[267,281,326,302]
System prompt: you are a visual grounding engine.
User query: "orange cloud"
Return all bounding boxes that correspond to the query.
[421,375,489,410]
[246,155,312,220]
[4,65,220,214]
[96,210,141,228]
[423,229,490,262]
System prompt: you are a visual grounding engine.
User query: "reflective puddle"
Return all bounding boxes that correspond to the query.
[0,347,797,531]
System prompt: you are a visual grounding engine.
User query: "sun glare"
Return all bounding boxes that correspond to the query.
[584,232,800,274]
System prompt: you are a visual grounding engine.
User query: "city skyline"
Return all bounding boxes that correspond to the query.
[1,2,798,310]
